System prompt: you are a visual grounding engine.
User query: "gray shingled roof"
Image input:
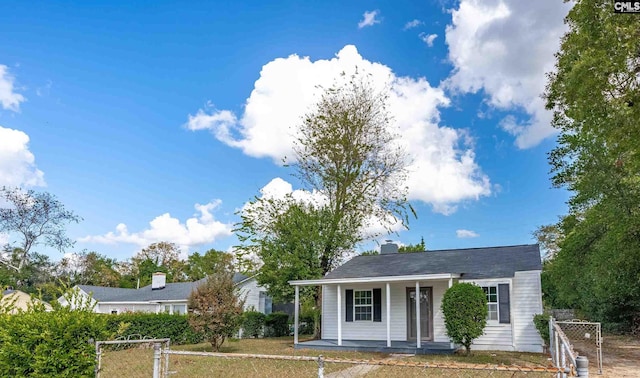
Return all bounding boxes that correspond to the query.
[79,273,249,302]
[325,244,542,280]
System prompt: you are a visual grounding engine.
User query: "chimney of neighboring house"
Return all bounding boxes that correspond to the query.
[152,272,166,290]
[380,240,399,255]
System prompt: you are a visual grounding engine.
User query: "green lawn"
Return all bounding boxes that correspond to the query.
[99,337,555,378]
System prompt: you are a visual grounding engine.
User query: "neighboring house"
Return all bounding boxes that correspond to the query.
[290,243,544,354]
[1,289,53,313]
[58,272,272,315]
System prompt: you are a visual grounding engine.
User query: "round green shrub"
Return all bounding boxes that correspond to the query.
[441,282,487,355]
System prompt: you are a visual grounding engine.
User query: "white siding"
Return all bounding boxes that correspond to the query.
[512,270,544,352]
[238,278,269,313]
[96,303,159,314]
[431,281,450,342]
[460,278,514,351]
[462,272,544,352]
[322,281,450,342]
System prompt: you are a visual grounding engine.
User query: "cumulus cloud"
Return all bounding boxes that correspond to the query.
[0,126,45,187]
[186,45,491,214]
[79,200,233,252]
[456,229,479,238]
[358,10,381,28]
[445,0,572,148]
[0,65,25,112]
[420,33,438,47]
[404,19,423,30]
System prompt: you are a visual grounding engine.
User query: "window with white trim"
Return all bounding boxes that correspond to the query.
[354,290,373,321]
[482,286,498,321]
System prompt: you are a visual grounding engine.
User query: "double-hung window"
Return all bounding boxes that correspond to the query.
[354,290,373,321]
[482,286,499,321]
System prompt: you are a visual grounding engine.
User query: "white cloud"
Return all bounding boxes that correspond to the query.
[186,45,491,214]
[0,65,25,112]
[445,0,572,148]
[420,33,438,47]
[404,19,423,30]
[79,200,233,252]
[358,10,381,29]
[0,126,45,187]
[456,229,479,238]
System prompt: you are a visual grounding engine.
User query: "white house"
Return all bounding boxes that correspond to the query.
[58,272,272,315]
[290,243,544,354]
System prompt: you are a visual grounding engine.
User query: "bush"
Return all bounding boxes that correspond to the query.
[265,312,289,337]
[188,265,245,351]
[242,311,266,338]
[533,313,550,346]
[105,313,203,345]
[441,283,487,355]
[0,307,109,377]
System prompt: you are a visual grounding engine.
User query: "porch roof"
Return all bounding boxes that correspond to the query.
[289,273,459,286]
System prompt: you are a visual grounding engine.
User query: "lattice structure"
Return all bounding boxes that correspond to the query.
[556,320,603,374]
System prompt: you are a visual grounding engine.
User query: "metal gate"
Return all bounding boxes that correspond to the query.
[556,320,603,374]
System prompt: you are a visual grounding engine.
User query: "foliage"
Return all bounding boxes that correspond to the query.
[300,296,320,336]
[185,249,232,281]
[236,71,413,311]
[398,237,426,253]
[542,0,640,331]
[56,250,121,287]
[533,224,562,260]
[188,259,245,351]
[441,283,487,355]
[105,313,202,345]
[238,201,340,303]
[0,289,108,377]
[0,187,82,271]
[533,313,550,346]
[264,311,290,337]
[242,311,266,338]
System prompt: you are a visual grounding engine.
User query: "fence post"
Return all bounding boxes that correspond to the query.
[163,340,171,378]
[153,343,161,378]
[549,317,555,363]
[95,342,102,378]
[317,355,324,378]
[576,356,589,377]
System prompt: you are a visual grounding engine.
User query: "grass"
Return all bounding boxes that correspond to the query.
[99,337,555,378]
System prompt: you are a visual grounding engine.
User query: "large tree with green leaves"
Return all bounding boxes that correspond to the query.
[0,187,82,271]
[543,0,640,330]
[237,72,413,304]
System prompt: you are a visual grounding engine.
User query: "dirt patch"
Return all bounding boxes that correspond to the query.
[588,335,640,377]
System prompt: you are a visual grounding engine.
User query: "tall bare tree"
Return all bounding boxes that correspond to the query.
[0,187,81,271]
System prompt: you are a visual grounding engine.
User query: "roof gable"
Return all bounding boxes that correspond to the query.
[325,244,542,280]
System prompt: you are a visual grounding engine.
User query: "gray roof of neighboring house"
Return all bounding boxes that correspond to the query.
[78,273,250,302]
[325,244,542,280]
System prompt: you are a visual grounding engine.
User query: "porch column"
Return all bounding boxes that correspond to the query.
[337,284,342,346]
[448,278,454,350]
[386,282,391,347]
[294,285,299,345]
[415,281,421,348]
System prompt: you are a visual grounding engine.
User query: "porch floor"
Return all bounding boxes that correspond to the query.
[295,339,455,355]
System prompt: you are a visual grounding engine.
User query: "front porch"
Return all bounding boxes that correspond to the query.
[295,339,455,355]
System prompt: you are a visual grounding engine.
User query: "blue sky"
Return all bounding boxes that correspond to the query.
[0,0,573,262]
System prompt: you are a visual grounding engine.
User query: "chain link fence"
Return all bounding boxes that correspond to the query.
[95,336,170,378]
[556,320,603,374]
[163,350,560,377]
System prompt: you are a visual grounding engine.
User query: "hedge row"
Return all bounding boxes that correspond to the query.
[105,313,203,345]
[0,309,109,377]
